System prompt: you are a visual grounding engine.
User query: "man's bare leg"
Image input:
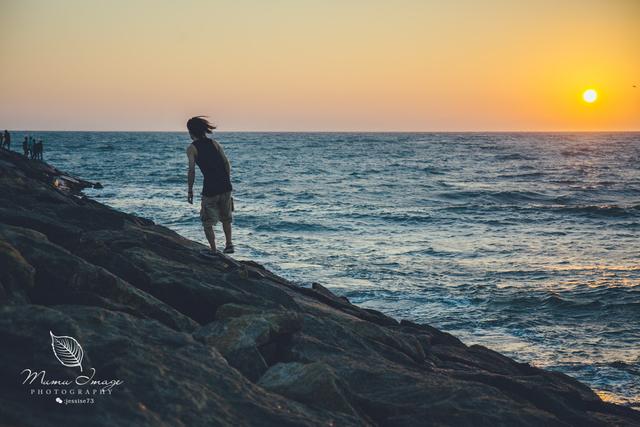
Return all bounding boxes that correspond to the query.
[222,221,232,247]
[203,224,216,252]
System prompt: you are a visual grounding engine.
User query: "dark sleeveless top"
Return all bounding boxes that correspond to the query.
[193,138,232,196]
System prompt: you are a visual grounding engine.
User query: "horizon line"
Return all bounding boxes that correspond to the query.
[5,129,640,133]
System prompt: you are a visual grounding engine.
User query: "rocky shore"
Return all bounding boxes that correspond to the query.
[0,148,638,427]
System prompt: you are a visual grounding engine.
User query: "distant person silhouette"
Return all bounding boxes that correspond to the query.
[186,116,234,254]
[28,136,35,159]
[0,132,4,149]
[22,136,29,157]
[4,130,10,151]
[33,139,43,160]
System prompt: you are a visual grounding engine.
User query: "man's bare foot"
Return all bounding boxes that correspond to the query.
[223,243,234,254]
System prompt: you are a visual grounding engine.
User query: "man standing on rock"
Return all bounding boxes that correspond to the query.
[22,136,29,157]
[186,116,234,254]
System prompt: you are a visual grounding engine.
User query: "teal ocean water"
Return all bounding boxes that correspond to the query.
[15,131,640,406]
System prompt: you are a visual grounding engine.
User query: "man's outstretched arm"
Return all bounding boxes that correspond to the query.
[186,144,197,204]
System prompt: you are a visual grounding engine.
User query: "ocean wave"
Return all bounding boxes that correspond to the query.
[540,294,603,310]
[497,172,546,179]
[343,211,433,224]
[436,190,557,203]
[437,202,639,219]
[549,204,640,217]
[163,176,184,184]
[489,190,557,203]
[420,167,446,174]
[253,221,341,233]
[494,153,536,161]
[492,292,640,316]
[609,361,640,374]
[561,148,594,157]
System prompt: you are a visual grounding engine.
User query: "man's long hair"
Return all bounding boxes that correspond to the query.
[187,116,216,138]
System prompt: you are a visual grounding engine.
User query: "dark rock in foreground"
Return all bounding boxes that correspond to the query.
[0,148,638,426]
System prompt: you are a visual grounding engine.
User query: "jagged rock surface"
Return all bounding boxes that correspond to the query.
[0,149,638,427]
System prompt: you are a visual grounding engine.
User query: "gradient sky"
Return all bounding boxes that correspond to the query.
[1,0,638,131]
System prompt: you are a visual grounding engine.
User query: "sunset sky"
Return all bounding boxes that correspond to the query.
[0,0,638,131]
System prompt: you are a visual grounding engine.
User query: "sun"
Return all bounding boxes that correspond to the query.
[582,89,598,103]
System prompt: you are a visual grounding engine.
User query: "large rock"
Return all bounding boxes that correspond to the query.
[0,304,358,427]
[0,239,35,304]
[258,362,361,419]
[0,149,638,426]
[194,310,302,381]
[0,224,198,333]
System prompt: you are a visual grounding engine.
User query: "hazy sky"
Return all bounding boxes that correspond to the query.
[1,0,638,131]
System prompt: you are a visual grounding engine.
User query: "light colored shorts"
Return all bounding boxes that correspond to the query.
[200,191,233,226]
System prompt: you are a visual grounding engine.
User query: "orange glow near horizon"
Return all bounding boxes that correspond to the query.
[0,0,639,131]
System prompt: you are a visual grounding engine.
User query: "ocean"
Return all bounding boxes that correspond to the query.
[15,131,640,406]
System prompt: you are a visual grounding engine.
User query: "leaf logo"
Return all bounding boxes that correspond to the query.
[50,331,84,372]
